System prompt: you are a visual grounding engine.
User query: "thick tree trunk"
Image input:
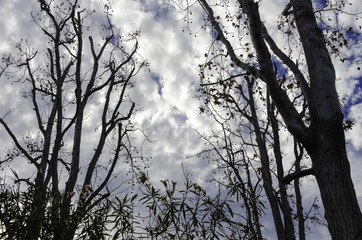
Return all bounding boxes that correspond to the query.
[309,128,362,240]
[291,0,362,239]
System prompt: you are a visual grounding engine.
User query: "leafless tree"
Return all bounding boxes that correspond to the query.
[0,0,147,239]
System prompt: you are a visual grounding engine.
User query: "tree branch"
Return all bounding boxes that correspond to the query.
[282,168,314,184]
[261,23,310,102]
[0,119,40,168]
[198,0,263,79]
[282,1,293,16]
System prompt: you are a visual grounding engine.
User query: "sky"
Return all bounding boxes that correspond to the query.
[0,0,362,239]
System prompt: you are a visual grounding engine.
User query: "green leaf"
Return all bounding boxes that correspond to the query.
[225,202,234,218]
[343,119,354,131]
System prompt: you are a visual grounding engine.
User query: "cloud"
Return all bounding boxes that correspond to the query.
[1,0,362,239]
[346,103,362,150]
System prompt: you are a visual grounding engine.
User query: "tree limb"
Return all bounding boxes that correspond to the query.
[198,0,263,79]
[282,168,314,184]
[0,119,40,168]
[261,23,310,102]
[282,1,293,16]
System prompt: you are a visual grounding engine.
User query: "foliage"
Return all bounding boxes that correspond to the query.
[0,177,138,240]
[1,168,261,240]
[138,168,248,239]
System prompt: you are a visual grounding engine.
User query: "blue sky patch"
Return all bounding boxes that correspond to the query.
[151,73,163,95]
[138,0,174,21]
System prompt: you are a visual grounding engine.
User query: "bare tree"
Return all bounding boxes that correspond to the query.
[189,0,362,239]
[0,0,147,239]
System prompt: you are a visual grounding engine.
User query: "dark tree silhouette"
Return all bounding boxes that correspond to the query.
[190,0,362,239]
[0,0,147,239]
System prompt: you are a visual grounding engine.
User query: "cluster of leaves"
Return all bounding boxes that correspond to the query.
[0,178,136,240]
[0,181,30,240]
[138,168,246,240]
[0,168,259,240]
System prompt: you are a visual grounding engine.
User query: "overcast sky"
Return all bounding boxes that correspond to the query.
[1,0,362,239]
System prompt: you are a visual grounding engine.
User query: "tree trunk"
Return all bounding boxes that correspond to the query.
[292,0,362,239]
[246,77,287,240]
[269,96,296,240]
[294,140,306,240]
[309,129,362,240]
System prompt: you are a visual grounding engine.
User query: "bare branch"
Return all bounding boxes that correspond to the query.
[282,168,314,184]
[261,23,310,101]
[85,123,125,206]
[0,119,40,168]
[282,1,293,16]
[198,0,263,79]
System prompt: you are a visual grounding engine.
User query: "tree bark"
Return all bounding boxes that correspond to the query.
[309,133,362,240]
[291,0,362,239]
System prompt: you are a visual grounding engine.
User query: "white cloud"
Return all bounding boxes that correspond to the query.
[346,103,362,150]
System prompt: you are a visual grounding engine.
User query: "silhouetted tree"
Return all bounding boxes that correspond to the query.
[0,0,147,239]
[190,0,362,239]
